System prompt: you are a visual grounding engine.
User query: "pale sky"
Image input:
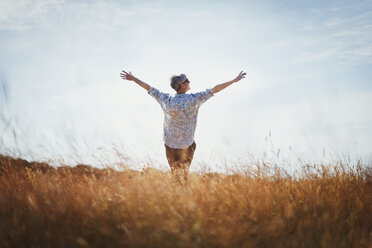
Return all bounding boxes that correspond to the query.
[1,0,371,171]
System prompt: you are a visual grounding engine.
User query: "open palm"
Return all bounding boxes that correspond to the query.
[234,71,246,82]
[120,70,135,81]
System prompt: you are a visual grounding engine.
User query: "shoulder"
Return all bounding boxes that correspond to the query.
[148,87,170,100]
[191,89,214,98]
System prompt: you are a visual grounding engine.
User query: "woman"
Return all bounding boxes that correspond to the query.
[120,70,246,183]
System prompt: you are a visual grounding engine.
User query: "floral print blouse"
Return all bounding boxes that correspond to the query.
[148,87,214,149]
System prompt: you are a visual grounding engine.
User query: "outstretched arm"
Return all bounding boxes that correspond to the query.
[120,70,151,91]
[212,71,246,94]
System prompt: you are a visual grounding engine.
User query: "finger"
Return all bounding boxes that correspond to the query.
[122,70,128,74]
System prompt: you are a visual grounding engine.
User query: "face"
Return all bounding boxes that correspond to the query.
[182,79,190,92]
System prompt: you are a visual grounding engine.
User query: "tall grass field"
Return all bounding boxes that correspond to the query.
[0,154,371,247]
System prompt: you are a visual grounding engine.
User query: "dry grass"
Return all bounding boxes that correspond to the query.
[0,154,371,248]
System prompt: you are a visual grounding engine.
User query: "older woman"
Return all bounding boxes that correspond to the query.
[120,70,246,183]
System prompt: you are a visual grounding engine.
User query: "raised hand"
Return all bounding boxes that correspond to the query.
[233,71,247,82]
[120,69,152,91]
[120,70,136,81]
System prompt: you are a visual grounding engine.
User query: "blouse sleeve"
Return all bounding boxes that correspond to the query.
[192,88,214,105]
[148,87,170,104]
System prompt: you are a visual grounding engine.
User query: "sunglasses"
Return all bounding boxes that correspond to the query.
[182,79,190,84]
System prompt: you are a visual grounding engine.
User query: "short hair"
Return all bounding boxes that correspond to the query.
[170,74,188,92]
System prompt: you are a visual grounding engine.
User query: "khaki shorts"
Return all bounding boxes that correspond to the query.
[164,142,196,178]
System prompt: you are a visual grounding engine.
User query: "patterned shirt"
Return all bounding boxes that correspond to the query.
[148,87,214,149]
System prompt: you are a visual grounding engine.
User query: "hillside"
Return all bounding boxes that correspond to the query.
[0,154,371,247]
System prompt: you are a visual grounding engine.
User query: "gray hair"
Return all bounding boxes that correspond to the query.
[170,74,188,92]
